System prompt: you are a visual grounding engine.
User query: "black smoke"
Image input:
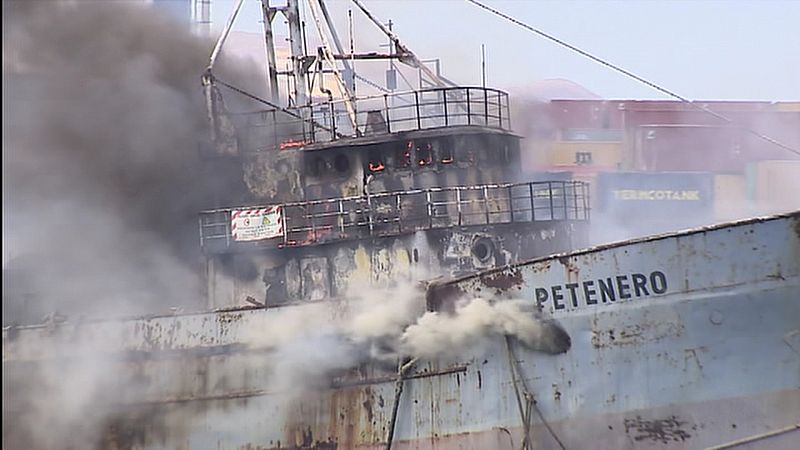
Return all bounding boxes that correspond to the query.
[3,1,263,323]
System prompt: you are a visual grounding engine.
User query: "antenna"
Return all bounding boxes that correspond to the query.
[481,44,486,89]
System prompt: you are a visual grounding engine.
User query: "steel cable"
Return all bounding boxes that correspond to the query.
[464,0,800,157]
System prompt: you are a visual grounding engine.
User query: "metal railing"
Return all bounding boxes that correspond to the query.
[230,86,511,152]
[199,181,590,253]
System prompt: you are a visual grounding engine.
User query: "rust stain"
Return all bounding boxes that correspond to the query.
[425,282,465,313]
[591,320,684,349]
[623,415,695,444]
[479,269,523,290]
[362,387,374,423]
[557,255,580,281]
[531,259,552,273]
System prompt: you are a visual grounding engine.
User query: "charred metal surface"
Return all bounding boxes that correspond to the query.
[204,221,584,309]
[331,365,468,389]
[623,415,694,444]
[425,281,465,313]
[478,268,523,290]
[534,320,572,354]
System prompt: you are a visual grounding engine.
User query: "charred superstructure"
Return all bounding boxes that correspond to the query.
[200,86,589,308]
[196,0,589,309]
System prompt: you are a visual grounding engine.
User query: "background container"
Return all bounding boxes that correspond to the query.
[747,160,800,214]
[595,171,715,238]
[713,173,748,222]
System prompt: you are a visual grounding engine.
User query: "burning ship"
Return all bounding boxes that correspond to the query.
[3,1,799,449]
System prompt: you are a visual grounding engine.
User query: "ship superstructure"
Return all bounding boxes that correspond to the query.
[196,0,590,309]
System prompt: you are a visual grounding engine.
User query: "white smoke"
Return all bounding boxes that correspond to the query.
[401,297,554,359]
[239,281,566,398]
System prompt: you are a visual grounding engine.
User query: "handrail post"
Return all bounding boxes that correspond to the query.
[443,90,448,127]
[562,182,569,221]
[396,193,402,233]
[338,199,345,238]
[415,91,422,130]
[426,190,433,229]
[384,94,391,134]
[505,93,511,130]
[281,207,288,246]
[309,205,316,242]
[572,182,579,220]
[483,186,490,224]
[529,182,536,222]
[225,211,231,248]
[497,91,502,128]
[508,185,514,223]
[548,182,555,221]
[367,193,374,236]
[310,106,316,142]
[456,188,462,226]
[586,183,591,220]
[466,88,471,125]
[484,88,488,126]
[330,102,337,140]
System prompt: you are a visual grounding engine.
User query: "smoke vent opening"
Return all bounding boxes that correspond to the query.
[472,237,494,263]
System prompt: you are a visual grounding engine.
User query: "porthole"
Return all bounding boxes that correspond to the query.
[472,237,494,263]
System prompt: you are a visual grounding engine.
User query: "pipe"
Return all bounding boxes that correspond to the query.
[206,0,245,74]
[705,424,800,450]
[385,357,417,450]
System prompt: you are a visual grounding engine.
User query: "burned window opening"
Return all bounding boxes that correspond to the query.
[416,141,433,167]
[439,141,454,165]
[309,155,327,177]
[368,148,385,173]
[333,154,350,174]
[396,141,412,169]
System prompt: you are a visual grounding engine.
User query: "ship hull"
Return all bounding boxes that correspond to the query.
[4,213,799,449]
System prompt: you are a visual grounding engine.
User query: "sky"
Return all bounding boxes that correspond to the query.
[202,0,800,101]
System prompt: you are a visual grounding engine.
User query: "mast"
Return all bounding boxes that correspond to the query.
[259,0,281,103]
[286,0,308,106]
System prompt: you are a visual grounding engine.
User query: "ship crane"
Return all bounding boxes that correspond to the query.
[201,0,461,148]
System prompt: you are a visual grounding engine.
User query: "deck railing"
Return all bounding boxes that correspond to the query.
[231,86,511,152]
[199,181,590,253]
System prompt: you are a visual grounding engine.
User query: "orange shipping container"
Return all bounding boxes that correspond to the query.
[713,174,748,222]
[748,160,800,214]
[547,141,622,169]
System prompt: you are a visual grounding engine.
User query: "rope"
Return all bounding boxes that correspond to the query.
[505,336,567,450]
[385,357,418,450]
[464,0,800,157]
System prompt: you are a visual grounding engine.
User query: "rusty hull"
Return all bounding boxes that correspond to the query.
[3,212,800,449]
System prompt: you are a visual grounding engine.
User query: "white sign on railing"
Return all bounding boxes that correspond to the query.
[231,207,283,242]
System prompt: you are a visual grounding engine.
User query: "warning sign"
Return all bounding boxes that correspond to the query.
[231,207,283,242]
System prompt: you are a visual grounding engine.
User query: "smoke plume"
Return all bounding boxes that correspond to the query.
[3,1,261,322]
[2,2,261,448]
[2,3,571,448]
[240,282,568,398]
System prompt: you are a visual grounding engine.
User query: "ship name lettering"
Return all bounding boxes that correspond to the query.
[535,271,668,311]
